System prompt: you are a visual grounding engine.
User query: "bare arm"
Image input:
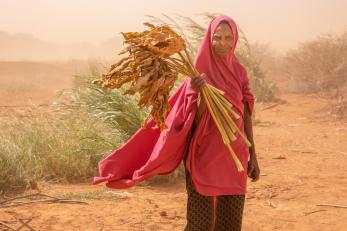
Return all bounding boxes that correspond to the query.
[244,103,256,157]
[244,102,260,181]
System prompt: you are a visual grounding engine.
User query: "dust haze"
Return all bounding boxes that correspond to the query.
[0,2,346,230]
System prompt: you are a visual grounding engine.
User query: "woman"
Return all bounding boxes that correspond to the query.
[183,16,260,230]
[93,15,260,231]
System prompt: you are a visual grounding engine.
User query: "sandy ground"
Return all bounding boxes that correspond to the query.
[0,62,346,230]
[0,94,346,231]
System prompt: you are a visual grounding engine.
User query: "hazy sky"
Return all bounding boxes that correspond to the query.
[1,0,347,51]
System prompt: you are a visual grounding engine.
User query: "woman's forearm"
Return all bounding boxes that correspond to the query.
[243,102,256,157]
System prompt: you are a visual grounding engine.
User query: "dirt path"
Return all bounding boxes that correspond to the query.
[0,94,346,231]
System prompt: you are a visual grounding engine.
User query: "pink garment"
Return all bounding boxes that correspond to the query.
[186,16,255,196]
[93,16,254,196]
[93,78,199,188]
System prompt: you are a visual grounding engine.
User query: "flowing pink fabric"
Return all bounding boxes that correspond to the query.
[93,78,199,188]
[93,16,254,196]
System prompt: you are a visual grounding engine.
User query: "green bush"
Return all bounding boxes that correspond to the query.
[0,110,123,195]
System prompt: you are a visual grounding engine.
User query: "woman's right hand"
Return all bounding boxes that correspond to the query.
[191,73,206,92]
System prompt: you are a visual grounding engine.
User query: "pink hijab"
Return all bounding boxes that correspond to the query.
[195,15,254,116]
[93,16,254,196]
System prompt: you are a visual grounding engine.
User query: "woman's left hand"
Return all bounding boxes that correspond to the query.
[247,154,260,182]
[191,73,206,92]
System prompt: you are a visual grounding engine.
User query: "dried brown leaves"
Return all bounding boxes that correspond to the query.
[92,23,187,130]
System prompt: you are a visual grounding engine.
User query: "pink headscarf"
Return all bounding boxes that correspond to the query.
[195,15,254,116]
[93,16,254,196]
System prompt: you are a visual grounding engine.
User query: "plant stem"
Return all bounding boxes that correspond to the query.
[201,85,244,171]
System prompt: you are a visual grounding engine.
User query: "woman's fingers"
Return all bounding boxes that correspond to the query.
[247,161,260,182]
[247,162,254,176]
[248,162,260,182]
[191,74,206,92]
[251,169,260,182]
[197,78,205,87]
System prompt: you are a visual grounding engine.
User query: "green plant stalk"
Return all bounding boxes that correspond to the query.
[167,62,191,76]
[209,87,252,147]
[206,87,238,133]
[183,48,197,73]
[208,92,244,142]
[219,112,237,141]
[209,86,240,119]
[205,87,237,140]
[177,52,195,76]
[208,84,225,95]
[201,85,244,172]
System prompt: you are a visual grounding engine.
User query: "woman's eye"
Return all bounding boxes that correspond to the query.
[213,36,221,41]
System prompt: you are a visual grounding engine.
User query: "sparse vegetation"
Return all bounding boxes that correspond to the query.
[282,32,347,117]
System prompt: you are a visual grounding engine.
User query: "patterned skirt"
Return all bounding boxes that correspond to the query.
[183,126,245,231]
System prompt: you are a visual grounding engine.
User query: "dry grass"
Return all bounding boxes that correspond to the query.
[281,32,347,117]
[0,108,123,195]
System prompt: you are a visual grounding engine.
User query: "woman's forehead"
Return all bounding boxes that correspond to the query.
[213,23,233,36]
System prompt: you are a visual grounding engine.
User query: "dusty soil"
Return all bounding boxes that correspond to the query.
[0,63,346,230]
[0,94,346,231]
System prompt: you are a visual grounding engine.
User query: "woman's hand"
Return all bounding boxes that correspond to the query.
[191,73,206,92]
[247,154,260,182]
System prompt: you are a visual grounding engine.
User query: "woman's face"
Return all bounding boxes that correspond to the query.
[212,22,234,58]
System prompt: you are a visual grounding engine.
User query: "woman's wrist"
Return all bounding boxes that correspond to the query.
[249,144,256,157]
